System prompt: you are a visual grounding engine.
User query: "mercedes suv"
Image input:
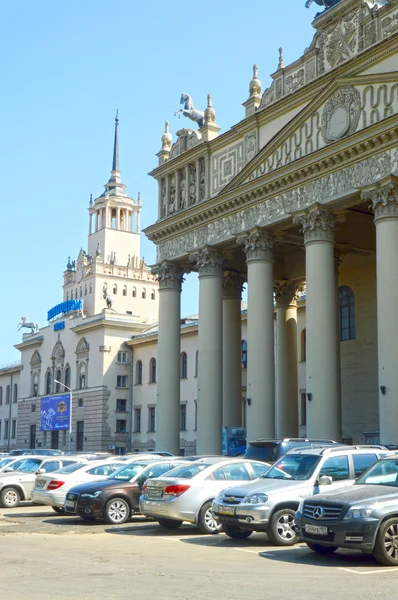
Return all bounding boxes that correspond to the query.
[212,445,387,545]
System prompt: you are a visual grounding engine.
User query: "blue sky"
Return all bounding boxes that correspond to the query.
[0,1,319,363]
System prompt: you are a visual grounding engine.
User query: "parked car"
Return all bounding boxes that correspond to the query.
[295,453,398,566]
[139,457,270,534]
[0,455,47,474]
[244,438,343,464]
[31,459,126,513]
[8,449,63,456]
[212,445,388,545]
[0,456,86,508]
[64,459,188,525]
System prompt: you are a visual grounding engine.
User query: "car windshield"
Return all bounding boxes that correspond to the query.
[15,459,42,473]
[55,463,86,475]
[0,458,14,469]
[162,463,211,479]
[262,454,320,480]
[356,458,398,486]
[110,463,147,481]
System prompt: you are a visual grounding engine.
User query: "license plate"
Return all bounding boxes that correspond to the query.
[218,506,236,516]
[65,501,76,510]
[304,524,328,536]
[148,489,163,499]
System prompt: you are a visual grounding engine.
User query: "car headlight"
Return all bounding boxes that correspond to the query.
[343,505,375,520]
[81,491,102,499]
[245,493,268,505]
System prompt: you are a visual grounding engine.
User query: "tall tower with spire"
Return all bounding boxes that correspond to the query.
[62,115,158,320]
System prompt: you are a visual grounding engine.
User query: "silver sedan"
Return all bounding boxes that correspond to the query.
[139,457,270,534]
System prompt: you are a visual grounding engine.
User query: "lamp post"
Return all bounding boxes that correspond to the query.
[54,380,72,452]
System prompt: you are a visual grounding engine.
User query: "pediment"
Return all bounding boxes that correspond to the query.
[223,71,398,194]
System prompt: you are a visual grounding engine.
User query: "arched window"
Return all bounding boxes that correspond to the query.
[151,290,155,300]
[149,358,156,383]
[113,284,117,295]
[339,286,356,341]
[75,288,78,300]
[13,383,18,403]
[65,366,71,389]
[142,288,146,299]
[6,385,10,405]
[123,285,127,296]
[55,370,62,392]
[46,371,52,395]
[300,329,306,362]
[85,285,87,296]
[70,290,73,300]
[180,352,188,379]
[132,287,136,298]
[241,340,247,369]
[136,360,143,385]
[0,387,2,405]
[195,350,198,378]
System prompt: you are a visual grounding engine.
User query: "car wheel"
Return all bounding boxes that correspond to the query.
[197,501,222,535]
[51,506,65,515]
[157,518,183,529]
[306,542,338,554]
[373,518,398,566]
[223,525,253,540]
[104,498,130,525]
[0,487,21,508]
[267,509,298,546]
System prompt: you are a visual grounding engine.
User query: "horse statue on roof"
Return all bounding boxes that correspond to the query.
[174,93,205,129]
[18,316,39,335]
[305,0,341,8]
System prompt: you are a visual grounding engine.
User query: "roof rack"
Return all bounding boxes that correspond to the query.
[319,444,387,454]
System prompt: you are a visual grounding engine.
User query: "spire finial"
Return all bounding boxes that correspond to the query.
[161,120,172,152]
[278,48,285,70]
[249,64,262,98]
[112,110,119,171]
[89,193,93,205]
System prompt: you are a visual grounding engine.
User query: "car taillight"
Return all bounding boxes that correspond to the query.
[164,484,190,497]
[47,480,64,490]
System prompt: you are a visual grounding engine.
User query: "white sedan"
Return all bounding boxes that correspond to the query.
[139,457,270,534]
[31,460,125,513]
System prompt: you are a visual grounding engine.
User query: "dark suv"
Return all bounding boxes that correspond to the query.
[244,438,342,464]
[295,453,398,566]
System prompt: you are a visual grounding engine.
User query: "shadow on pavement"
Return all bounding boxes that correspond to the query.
[256,545,383,569]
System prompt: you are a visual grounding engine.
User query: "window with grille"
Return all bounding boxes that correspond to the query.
[338,286,356,341]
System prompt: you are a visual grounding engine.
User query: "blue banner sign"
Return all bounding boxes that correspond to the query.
[40,393,71,431]
[54,321,65,332]
[47,299,82,321]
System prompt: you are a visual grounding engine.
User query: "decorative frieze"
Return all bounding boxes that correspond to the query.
[238,228,274,262]
[152,261,185,291]
[189,246,224,277]
[360,175,398,221]
[222,270,245,299]
[293,203,345,243]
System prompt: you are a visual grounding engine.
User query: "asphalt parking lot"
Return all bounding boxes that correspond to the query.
[2,503,398,600]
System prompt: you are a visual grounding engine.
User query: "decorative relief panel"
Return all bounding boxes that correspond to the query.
[211,141,244,195]
[156,149,398,261]
[244,132,257,165]
[199,157,206,201]
[381,10,398,38]
[189,163,197,205]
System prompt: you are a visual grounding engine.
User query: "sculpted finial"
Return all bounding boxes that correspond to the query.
[204,94,216,125]
[249,64,262,98]
[278,48,285,70]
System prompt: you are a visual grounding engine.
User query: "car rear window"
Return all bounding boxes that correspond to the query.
[163,463,211,479]
[244,443,279,463]
[55,463,86,475]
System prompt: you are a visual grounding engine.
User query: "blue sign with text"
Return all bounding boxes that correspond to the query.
[40,393,71,431]
[54,321,65,332]
[47,299,82,321]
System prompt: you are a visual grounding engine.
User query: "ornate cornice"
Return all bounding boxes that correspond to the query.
[222,270,245,299]
[152,260,185,291]
[189,246,224,277]
[274,279,303,308]
[360,175,398,222]
[238,228,274,262]
[292,203,345,244]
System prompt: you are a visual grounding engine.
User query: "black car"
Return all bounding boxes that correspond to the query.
[244,438,342,464]
[296,454,398,566]
[64,459,187,525]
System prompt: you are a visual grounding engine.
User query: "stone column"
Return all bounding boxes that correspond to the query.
[274,280,300,438]
[153,261,184,455]
[88,212,92,236]
[293,204,345,441]
[190,246,223,454]
[185,166,190,208]
[222,271,245,429]
[361,176,398,445]
[196,160,201,204]
[95,211,99,232]
[116,208,121,230]
[175,171,180,211]
[239,228,275,440]
[165,176,170,217]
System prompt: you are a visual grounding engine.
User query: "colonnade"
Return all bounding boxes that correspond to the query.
[89,206,141,235]
[155,178,398,453]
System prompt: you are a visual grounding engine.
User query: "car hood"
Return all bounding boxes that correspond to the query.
[219,478,308,498]
[306,484,398,506]
[69,478,130,494]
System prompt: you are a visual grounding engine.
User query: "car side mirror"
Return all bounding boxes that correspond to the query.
[36,468,46,475]
[318,475,333,486]
[4,467,13,473]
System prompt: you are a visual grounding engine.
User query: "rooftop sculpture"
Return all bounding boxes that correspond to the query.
[305,0,342,8]
[174,93,205,129]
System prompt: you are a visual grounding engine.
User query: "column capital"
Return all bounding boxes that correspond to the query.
[334,245,349,275]
[274,279,303,308]
[292,203,345,244]
[189,245,224,277]
[152,260,185,291]
[360,175,398,222]
[238,227,274,262]
[222,270,245,299]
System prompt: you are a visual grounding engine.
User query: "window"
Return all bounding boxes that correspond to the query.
[241,340,247,369]
[66,292,69,300]
[213,463,251,481]
[43,461,61,473]
[300,329,306,361]
[194,400,197,430]
[85,285,87,296]
[65,367,71,389]
[251,462,270,478]
[136,360,143,385]
[13,383,18,403]
[55,371,62,392]
[46,371,52,395]
[142,288,146,299]
[339,286,356,341]
[70,290,73,300]
[134,408,141,433]
[31,404,36,412]
[132,287,136,298]
[78,363,86,390]
[43,431,47,446]
[123,285,127,296]
[0,421,2,438]
[116,419,127,434]
[51,430,59,449]
[4,420,9,439]
[5,386,10,405]
[149,358,156,383]
[80,287,82,298]
[148,407,156,432]
[117,375,128,388]
[87,464,119,476]
[180,404,187,431]
[32,380,39,398]
[195,351,198,378]
[90,283,92,294]
[78,398,84,408]
[300,393,307,426]
[0,387,2,405]
[113,284,117,294]
[75,288,78,299]
[151,290,155,300]
[76,421,84,451]
[180,352,188,379]
[117,398,127,412]
[117,351,128,363]
[319,455,350,481]
[353,454,378,478]
[11,419,16,439]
